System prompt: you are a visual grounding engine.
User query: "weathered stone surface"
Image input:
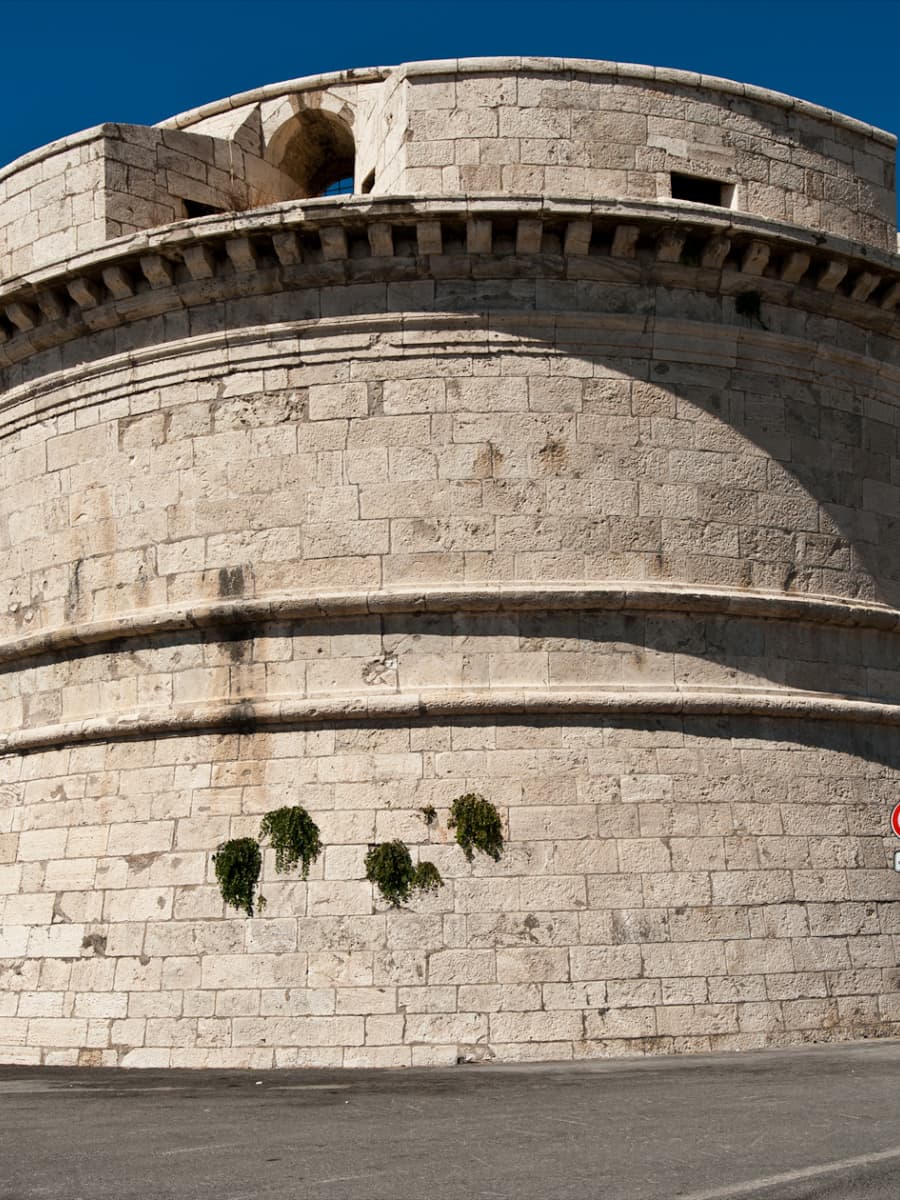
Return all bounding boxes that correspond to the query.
[0,58,897,1069]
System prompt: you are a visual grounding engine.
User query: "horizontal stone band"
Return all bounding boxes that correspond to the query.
[5,686,900,755]
[2,583,898,668]
[3,196,899,368]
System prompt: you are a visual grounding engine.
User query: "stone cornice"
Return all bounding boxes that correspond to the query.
[2,583,897,668]
[2,197,899,372]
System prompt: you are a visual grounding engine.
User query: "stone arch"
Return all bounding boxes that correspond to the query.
[262,94,357,198]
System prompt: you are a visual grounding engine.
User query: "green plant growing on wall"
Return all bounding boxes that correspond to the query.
[413,860,444,894]
[448,793,504,862]
[365,840,444,907]
[259,805,322,878]
[420,804,437,826]
[213,837,263,916]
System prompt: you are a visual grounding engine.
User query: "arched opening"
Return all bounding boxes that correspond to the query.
[268,108,356,199]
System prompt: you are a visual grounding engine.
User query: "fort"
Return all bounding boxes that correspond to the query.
[0,57,898,1068]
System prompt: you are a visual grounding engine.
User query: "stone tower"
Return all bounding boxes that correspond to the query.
[0,59,898,1068]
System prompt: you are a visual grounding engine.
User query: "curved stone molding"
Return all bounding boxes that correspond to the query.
[156,58,893,144]
[1,584,899,753]
[6,688,900,757]
[2,199,900,369]
[1,584,898,666]
[4,308,900,439]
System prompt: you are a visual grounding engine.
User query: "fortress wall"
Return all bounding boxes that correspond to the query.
[0,133,107,280]
[102,125,303,239]
[3,603,900,743]
[1,718,898,1068]
[1,291,898,644]
[1,59,895,285]
[355,74,407,196]
[396,65,896,248]
[0,126,303,279]
[0,60,898,1068]
[0,278,898,1066]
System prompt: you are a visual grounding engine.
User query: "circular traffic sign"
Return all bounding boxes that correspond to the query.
[892,803,900,839]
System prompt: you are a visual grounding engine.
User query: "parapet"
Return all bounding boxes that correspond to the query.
[0,58,895,282]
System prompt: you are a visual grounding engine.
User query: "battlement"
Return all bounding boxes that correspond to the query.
[0,58,895,283]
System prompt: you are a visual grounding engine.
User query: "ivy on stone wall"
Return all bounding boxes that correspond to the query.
[213,837,264,917]
[449,793,504,862]
[365,840,445,907]
[259,805,322,879]
[212,797,490,915]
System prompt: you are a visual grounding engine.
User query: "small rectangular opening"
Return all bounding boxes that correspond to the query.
[183,199,227,219]
[670,173,733,208]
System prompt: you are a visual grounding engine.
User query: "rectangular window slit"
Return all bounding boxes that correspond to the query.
[183,199,227,219]
[670,173,734,208]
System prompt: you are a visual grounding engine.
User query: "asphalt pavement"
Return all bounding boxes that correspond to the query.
[2,1039,899,1200]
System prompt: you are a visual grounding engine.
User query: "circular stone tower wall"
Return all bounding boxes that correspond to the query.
[0,59,898,1068]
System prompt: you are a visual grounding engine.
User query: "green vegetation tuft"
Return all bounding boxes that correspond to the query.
[365,840,444,906]
[413,860,444,894]
[259,805,322,878]
[213,837,263,916]
[448,793,504,862]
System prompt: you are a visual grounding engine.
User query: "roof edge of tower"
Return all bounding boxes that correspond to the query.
[155,57,896,149]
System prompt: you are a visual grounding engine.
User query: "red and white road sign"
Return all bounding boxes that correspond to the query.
[892,803,900,839]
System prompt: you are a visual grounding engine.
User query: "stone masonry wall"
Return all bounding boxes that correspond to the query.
[1,307,898,643]
[1,718,898,1068]
[396,65,896,248]
[0,60,898,1068]
[0,125,302,280]
[0,287,898,1066]
[1,57,894,283]
[0,133,107,281]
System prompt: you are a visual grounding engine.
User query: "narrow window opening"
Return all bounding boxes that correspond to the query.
[670,173,733,208]
[361,170,375,194]
[182,199,227,219]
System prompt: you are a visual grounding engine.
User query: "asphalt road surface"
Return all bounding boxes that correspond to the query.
[2,1040,899,1200]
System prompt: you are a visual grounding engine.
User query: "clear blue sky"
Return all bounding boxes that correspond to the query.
[1,0,898,170]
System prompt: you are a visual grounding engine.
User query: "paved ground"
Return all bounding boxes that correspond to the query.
[1,1040,899,1200]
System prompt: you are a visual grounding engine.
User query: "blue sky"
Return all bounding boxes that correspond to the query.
[1,0,898,169]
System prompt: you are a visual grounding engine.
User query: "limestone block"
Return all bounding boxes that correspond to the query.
[27,925,87,959]
[3,892,55,925]
[428,950,495,985]
[307,882,373,916]
[496,948,569,983]
[232,1015,365,1047]
[103,888,173,922]
[26,1019,89,1048]
[585,1007,656,1039]
[0,927,30,957]
[404,1011,488,1043]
